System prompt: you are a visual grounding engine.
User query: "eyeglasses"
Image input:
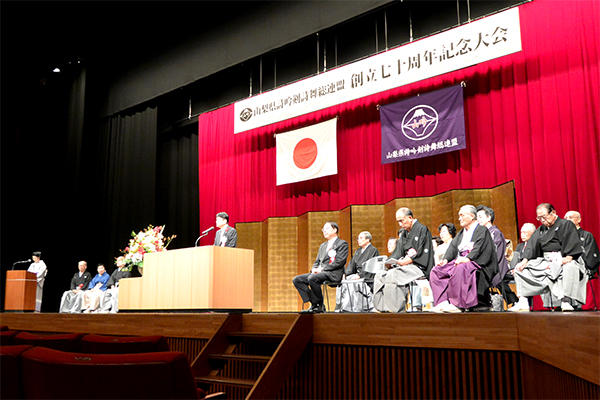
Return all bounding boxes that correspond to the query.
[536,213,552,221]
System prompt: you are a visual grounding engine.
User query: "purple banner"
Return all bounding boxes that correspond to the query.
[380,84,466,164]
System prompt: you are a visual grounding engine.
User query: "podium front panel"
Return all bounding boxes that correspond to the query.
[119,246,253,311]
[5,271,37,311]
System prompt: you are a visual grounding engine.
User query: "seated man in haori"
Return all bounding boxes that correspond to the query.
[81,264,110,313]
[429,205,498,313]
[476,205,518,309]
[373,207,434,313]
[336,231,380,312]
[98,256,132,313]
[59,261,92,314]
[511,203,585,311]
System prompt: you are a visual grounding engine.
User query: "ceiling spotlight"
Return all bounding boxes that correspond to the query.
[53,68,60,73]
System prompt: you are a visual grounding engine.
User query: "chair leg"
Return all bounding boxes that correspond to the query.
[590,279,597,311]
[322,284,330,312]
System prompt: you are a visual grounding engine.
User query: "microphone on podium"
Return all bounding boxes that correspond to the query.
[12,259,32,270]
[202,226,215,234]
[195,227,215,247]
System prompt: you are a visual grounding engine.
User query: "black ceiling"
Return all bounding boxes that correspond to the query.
[3,1,262,81]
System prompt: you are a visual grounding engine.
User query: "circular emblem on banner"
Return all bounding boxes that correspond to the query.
[401,105,439,141]
[293,138,318,169]
[239,108,253,122]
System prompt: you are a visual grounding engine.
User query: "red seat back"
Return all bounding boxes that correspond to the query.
[20,347,200,399]
[79,334,170,354]
[1,345,33,399]
[14,332,84,352]
[0,330,19,346]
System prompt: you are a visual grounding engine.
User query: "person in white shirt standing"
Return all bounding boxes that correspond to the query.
[27,251,47,312]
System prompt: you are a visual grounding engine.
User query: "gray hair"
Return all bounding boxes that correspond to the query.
[359,231,372,242]
[460,205,477,218]
[397,207,413,217]
[522,222,536,232]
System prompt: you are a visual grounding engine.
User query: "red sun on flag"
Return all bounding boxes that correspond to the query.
[276,117,338,186]
[293,138,318,169]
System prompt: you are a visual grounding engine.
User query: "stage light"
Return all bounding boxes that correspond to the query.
[53,68,60,73]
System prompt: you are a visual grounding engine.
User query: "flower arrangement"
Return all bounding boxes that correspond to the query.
[120,225,176,272]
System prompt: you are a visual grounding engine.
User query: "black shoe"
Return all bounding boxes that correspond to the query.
[301,304,315,313]
[313,303,326,313]
[469,306,493,312]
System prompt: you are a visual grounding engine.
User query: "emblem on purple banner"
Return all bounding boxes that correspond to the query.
[380,84,466,164]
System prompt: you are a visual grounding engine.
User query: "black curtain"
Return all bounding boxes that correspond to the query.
[156,124,200,250]
[1,64,87,312]
[95,108,158,277]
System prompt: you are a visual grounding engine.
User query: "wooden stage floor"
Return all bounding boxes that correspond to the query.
[2,311,599,387]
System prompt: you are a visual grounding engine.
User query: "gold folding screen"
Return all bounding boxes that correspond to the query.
[237,181,517,312]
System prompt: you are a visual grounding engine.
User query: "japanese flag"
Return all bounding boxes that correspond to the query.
[276,118,338,186]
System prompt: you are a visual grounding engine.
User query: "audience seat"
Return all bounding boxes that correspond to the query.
[79,334,170,354]
[1,345,33,399]
[0,330,19,346]
[1,325,9,331]
[13,332,84,352]
[20,347,203,399]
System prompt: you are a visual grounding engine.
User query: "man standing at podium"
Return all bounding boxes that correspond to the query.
[27,251,47,312]
[214,212,237,248]
[293,221,349,313]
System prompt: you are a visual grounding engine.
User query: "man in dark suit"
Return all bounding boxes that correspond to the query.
[293,221,349,313]
[214,212,237,247]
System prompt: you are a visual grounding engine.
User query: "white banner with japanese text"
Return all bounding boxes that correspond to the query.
[234,7,521,134]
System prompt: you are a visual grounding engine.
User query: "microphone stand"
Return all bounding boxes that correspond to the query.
[12,260,31,270]
[195,232,210,247]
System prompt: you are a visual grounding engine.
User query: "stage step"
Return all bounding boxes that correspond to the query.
[191,313,313,399]
[209,353,271,363]
[227,332,284,342]
[196,376,255,388]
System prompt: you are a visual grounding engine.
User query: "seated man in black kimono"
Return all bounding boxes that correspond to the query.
[335,231,380,312]
[373,207,434,313]
[512,203,585,312]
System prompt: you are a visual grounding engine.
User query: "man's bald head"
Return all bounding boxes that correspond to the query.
[564,211,581,229]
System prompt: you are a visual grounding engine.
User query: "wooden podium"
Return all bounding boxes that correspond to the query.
[4,271,37,311]
[119,246,254,311]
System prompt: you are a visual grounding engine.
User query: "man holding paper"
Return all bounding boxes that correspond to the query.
[373,208,434,312]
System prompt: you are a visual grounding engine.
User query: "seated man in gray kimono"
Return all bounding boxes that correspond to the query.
[373,207,434,312]
[336,231,380,312]
[511,203,586,311]
[98,256,132,313]
[59,261,92,314]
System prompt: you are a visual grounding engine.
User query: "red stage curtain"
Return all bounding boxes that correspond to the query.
[198,0,599,307]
